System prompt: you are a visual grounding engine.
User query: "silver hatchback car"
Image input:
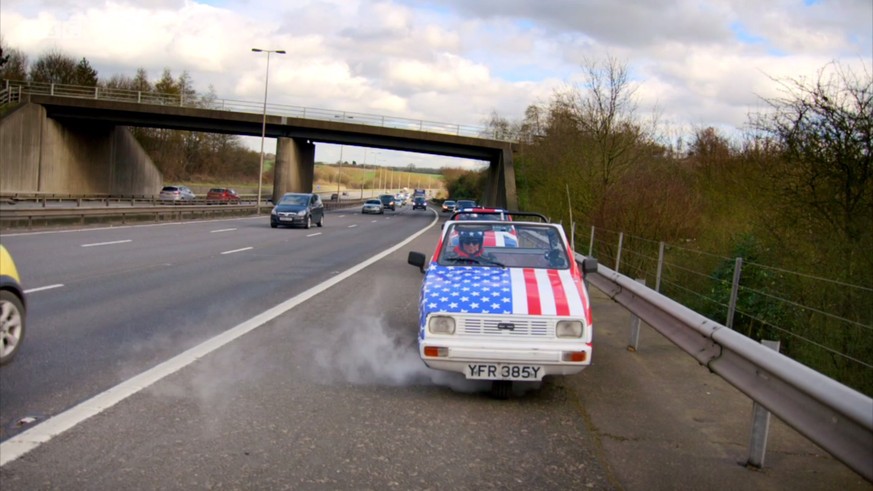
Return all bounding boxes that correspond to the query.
[159,185,196,202]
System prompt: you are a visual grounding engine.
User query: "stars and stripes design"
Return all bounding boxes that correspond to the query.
[419,264,590,326]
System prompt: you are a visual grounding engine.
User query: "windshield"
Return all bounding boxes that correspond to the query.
[438,222,571,269]
[279,195,308,206]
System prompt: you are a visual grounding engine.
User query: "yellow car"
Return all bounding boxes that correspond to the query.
[0,244,26,365]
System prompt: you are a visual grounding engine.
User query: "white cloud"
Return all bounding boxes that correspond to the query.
[1,0,870,168]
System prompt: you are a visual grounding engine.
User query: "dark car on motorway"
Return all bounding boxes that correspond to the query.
[270,192,325,229]
[441,200,456,213]
[379,194,396,211]
[159,185,196,202]
[0,244,26,365]
[454,199,477,212]
[206,188,241,204]
[413,196,427,210]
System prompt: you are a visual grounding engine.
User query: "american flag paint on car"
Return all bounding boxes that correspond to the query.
[407,213,599,398]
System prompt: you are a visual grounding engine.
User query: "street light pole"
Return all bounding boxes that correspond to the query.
[252,48,285,213]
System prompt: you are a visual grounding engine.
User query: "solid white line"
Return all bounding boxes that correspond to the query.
[221,247,253,255]
[210,228,237,233]
[306,232,322,237]
[81,240,132,248]
[0,212,439,467]
[25,284,64,294]
[348,224,358,228]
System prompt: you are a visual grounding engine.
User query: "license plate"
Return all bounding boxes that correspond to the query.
[279,216,295,221]
[466,364,543,381]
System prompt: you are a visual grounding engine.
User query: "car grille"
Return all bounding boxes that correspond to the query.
[460,316,553,337]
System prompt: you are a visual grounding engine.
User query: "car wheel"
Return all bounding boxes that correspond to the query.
[317,213,324,227]
[304,215,311,229]
[0,291,26,365]
[271,221,278,228]
[490,380,512,400]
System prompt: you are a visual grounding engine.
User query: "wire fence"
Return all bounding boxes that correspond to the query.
[1,80,509,141]
[577,225,873,397]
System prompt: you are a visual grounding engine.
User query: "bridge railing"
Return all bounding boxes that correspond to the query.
[1,79,508,141]
[579,254,873,482]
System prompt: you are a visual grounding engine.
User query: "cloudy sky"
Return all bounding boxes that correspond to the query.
[2,0,871,169]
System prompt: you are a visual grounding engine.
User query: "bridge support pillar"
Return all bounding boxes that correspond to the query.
[273,137,315,203]
[483,145,517,210]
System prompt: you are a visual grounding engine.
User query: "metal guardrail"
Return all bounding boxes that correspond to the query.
[0,198,370,230]
[578,254,873,482]
[1,80,509,141]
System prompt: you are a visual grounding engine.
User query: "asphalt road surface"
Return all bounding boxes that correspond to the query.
[0,205,868,490]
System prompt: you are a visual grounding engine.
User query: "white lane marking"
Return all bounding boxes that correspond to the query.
[0,212,439,467]
[81,240,132,248]
[306,232,322,237]
[371,220,379,223]
[0,215,265,237]
[25,284,64,294]
[210,228,237,233]
[348,224,358,228]
[221,247,253,255]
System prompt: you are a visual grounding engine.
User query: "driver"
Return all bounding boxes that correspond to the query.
[454,229,486,258]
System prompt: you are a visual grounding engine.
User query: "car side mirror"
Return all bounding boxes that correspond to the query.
[581,257,599,274]
[408,251,427,274]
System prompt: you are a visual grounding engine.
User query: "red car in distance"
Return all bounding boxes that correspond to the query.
[206,188,241,204]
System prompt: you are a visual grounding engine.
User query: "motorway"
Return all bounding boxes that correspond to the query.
[0,204,868,490]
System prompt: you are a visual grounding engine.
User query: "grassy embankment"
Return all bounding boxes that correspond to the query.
[181,163,445,198]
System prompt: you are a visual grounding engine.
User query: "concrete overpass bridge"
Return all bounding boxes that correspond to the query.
[0,81,518,208]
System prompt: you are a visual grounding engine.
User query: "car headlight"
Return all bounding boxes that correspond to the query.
[296,210,307,216]
[271,208,278,215]
[428,315,456,334]
[556,320,583,338]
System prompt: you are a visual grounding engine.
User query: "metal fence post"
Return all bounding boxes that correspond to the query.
[746,339,781,469]
[727,257,743,328]
[615,232,624,272]
[588,226,595,257]
[655,241,665,292]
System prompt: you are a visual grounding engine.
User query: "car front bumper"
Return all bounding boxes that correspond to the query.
[419,337,591,381]
[272,214,307,225]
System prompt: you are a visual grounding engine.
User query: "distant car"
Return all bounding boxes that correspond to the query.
[206,188,240,204]
[413,196,427,210]
[441,200,456,213]
[270,192,325,229]
[454,199,477,212]
[0,244,26,366]
[379,194,396,211]
[362,199,384,214]
[407,214,598,399]
[159,185,196,202]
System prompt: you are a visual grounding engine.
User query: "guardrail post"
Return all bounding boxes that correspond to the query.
[727,257,743,328]
[655,242,665,292]
[627,278,646,352]
[746,339,780,469]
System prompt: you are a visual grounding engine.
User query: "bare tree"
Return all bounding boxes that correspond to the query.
[0,41,28,81]
[751,61,872,257]
[29,49,77,84]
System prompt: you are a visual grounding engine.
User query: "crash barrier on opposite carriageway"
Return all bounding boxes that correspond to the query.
[574,253,873,482]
